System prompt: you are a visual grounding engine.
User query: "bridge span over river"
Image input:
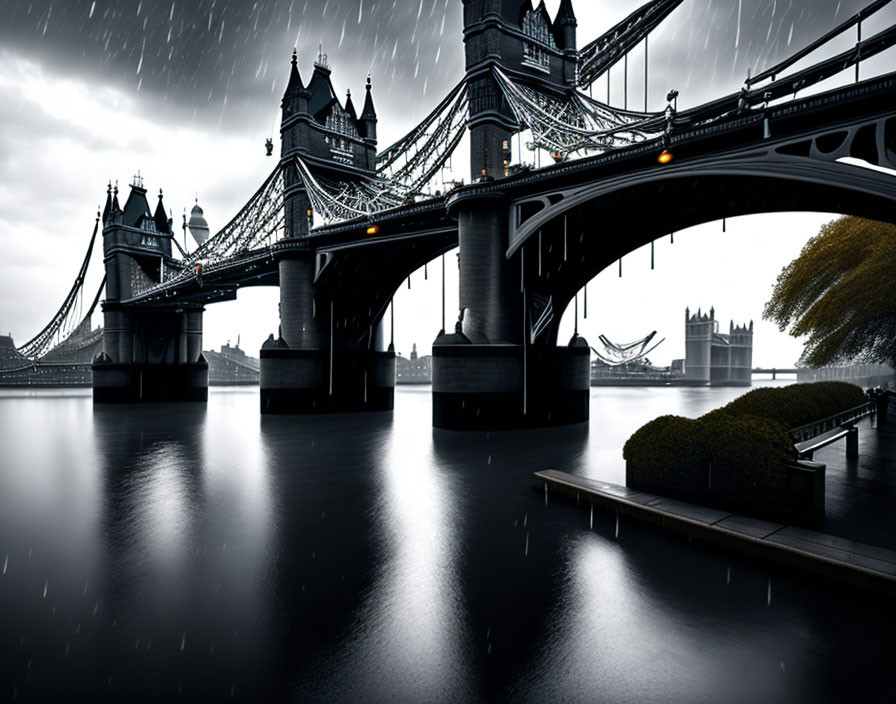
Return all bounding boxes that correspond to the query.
[11,0,896,429]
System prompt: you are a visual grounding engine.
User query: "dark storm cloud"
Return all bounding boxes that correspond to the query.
[0,0,463,138]
[0,0,883,140]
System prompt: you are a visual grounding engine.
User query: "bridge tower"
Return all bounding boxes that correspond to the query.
[260,50,395,414]
[432,0,589,429]
[93,178,208,402]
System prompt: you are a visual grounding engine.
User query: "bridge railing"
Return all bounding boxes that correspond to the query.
[788,402,875,444]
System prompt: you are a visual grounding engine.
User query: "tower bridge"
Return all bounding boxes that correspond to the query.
[12,0,896,429]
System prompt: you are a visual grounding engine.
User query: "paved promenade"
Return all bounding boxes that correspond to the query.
[535,401,896,595]
[819,406,896,550]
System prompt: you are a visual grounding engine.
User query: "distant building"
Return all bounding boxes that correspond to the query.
[204,340,260,385]
[0,327,100,387]
[0,334,26,371]
[395,344,432,384]
[684,307,753,386]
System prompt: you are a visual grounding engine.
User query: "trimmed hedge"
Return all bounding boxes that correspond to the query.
[710,381,866,428]
[623,381,866,519]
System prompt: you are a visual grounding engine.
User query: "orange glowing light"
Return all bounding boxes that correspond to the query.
[657,150,673,164]
[366,225,380,235]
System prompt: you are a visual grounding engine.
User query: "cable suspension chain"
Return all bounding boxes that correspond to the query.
[165,165,285,283]
[17,215,101,360]
[493,68,662,159]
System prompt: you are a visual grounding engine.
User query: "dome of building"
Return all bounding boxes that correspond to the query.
[188,200,210,247]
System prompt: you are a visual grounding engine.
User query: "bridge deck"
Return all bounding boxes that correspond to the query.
[534,468,896,597]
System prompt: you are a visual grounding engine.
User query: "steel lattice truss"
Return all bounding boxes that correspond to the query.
[376,81,469,193]
[16,218,104,360]
[296,156,409,223]
[168,166,285,280]
[494,68,663,158]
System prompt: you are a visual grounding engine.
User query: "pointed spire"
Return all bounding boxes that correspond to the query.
[102,181,112,222]
[555,0,576,25]
[344,89,357,121]
[361,73,376,120]
[283,48,304,96]
[359,73,377,143]
[154,188,170,233]
[111,181,121,215]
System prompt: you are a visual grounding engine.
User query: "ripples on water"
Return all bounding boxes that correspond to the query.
[0,385,892,702]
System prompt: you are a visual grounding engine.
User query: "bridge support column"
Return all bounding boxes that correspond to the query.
[432,193,589,429]
[93,306,208,403]
[260,251,395,414]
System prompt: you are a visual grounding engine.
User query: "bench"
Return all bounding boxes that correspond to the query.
[789,401,875,460]
[794,425,858,460]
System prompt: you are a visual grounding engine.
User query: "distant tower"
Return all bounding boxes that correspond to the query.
[684,306,713,384]
[722,320,754,386]
[684,307,755,387]
[188,199,210,247]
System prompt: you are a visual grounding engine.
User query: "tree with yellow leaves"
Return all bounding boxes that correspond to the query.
[764,216,896,368]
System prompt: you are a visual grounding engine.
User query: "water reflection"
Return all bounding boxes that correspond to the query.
[515,505,896,703]
[0,386,894,701]
[322,391,472,702]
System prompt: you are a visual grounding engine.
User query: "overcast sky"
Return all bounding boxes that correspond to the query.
[1,0,894,367]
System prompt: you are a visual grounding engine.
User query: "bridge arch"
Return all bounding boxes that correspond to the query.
[509,154,896,346]
[312,229,458,350]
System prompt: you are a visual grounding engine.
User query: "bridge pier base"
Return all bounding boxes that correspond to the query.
[92,306,208,403]
[259,347,395,414]
[92,361,209,403]
[431,335,590,430]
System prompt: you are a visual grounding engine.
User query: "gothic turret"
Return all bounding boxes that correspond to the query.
[282,49,309,119]
[111,182,121,221]
[154,189,172,234]
[554,0,577,45]
[344,89,357,122]
[360,75,377,140]
[102,182,113,224]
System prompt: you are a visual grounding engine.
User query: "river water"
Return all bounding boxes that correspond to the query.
[0,384,892,702]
